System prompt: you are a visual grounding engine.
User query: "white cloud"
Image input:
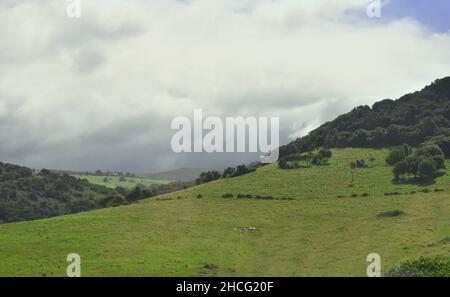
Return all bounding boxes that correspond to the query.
[0,0,449,172]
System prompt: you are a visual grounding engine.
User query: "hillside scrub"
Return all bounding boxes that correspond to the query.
[279,78,450,158]
[387,144,446,181]
[0,162,189,223]
[386,257,450,277]
[279,149,332,169]
[196,164,258,185]
[0,162,120,223]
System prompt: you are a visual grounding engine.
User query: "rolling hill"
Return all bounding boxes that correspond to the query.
[1,78,450,276]
[0,163,121,223]
[280,77,450,158]
[0,148,449,276]
[72,175,171,190]
[140,168,205,182]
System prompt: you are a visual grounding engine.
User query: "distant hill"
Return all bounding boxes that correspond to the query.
[0,162,123,223]
[280,77,450,158]
[72,175,171,190]
[140,168,205,181]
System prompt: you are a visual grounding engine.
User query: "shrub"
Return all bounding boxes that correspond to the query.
[237,194,253,199]
[350,159,368,169]
[256,196,274,200]
[399,143,412,156]
[312,149,332,165]
[115,186,127,195]
[416,144,445,159]
[222,167,235,178]
[389,144,443,180]
[233,165,250,177]
[222,193,233,199]
[142,188,157,198]
[319,148,332,159]
[99,196,127,208]
[386,149,406,166]
[427,135,450,158]
[125,187,143,202]
[377,210,404,218]
[197,194,203,199]
[385,257,450,277]
[432,155,445,169]
[418,158,437,179]
[279,149,332,169]
[196,171,221,184]
[356,159,367,168]
[280,197,294,200]
[135,183,147,190]
[393,160,408,180]
[405,155,420,177]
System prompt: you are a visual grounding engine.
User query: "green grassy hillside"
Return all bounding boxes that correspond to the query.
[73,175,171,190]
[140,168,204,182]
[0,148,449,276]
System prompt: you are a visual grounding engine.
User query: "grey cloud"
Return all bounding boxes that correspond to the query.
[71,48,105,72]
[1,0,450,173]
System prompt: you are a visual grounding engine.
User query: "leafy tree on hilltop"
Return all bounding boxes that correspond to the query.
[222,167,235,178]
[196,171,221,184]
[233,165,250,177]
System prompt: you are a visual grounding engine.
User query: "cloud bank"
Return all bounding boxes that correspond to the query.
[1,0,450,172]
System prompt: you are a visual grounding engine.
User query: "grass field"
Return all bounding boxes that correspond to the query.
[0,148,449,276]
[73,175,171,189]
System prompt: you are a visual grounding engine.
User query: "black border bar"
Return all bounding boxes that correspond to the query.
[0,277,448,295]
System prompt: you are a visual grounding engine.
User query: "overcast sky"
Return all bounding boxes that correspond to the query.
[1,0,450,173]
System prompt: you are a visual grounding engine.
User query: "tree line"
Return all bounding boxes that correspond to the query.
[195,163,259,185]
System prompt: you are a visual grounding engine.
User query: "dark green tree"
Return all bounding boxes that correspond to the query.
[418,158,437,179]
[386,149,406,166]
[222,167,235,178]
[393,160,408,181]
[233,165,250,177]
[125,187,143,202]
